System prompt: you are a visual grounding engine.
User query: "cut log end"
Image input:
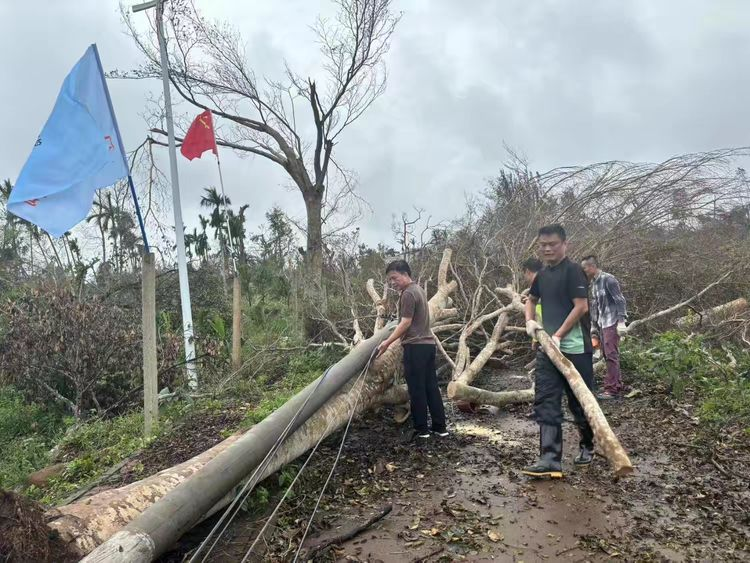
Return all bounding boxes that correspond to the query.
[615,465,635,478]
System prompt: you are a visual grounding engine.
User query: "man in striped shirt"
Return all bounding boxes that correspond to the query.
[581,256,628,400]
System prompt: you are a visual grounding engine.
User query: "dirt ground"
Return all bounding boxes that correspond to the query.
[7,368,748,562]
[207,369,750,563]
[0,490,79,563]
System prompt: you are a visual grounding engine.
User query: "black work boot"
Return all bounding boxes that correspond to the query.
[574,424,594,466]
[522,424,563,478]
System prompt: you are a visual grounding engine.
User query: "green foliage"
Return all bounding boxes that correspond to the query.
[28,411,148,503]
[278,464,298,489]
[241,485,270,513]
[22,398,221,505]
[0,387,69,490]
[238,345,346,428]
[621,331,750,432]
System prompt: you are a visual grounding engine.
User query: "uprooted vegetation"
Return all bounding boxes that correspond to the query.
[2,149,750,560]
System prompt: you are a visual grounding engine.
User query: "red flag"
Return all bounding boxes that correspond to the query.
[180,110,218,160]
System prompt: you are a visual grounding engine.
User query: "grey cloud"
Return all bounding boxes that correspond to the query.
[3,0,750,251]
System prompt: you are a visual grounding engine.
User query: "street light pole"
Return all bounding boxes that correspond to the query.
[133,0,198,389]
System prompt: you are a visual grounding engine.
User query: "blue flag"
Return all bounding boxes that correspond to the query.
[8,45,129,237]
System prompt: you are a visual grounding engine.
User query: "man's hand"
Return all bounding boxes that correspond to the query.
[551,334,561,349]
[525,319,542,338]
[616,321,627,338]
[376,341,391,357]
[591,335,600,349]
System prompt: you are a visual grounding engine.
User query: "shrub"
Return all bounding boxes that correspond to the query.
[0,387,68,489]
[621,331,750,432]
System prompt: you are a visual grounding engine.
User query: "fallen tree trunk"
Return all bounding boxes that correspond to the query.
[625,271,732,333]
[448,382,534,408]
[675,297,748,329]
[66,249,457,561]
[74,329,396,562]
[531,327,634,477]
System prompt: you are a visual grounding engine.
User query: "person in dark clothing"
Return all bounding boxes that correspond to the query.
[523,224,595,478]
[377,260,448,442]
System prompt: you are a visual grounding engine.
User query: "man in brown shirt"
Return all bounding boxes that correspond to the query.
[377,260,448,441]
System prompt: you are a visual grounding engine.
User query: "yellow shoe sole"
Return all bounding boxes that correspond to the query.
[521,469,564,478]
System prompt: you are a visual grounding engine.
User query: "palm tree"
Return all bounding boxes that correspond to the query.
[197,216,211,265]
[227,204,249,264]
[87,193,116,264]
[110,210,140,272]
[184,229,196,260]
[200,187,231,290]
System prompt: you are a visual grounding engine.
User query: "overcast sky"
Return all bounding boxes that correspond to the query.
[2,0,750,250]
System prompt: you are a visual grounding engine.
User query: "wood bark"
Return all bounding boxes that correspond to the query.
[142,253,158,437]
[232,276,242,370]
[531,327,634,477]
[447,283,532,408]
[366,279,388,332]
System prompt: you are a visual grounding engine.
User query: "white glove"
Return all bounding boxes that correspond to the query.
[616,322,627,337]
[525,319,542,338]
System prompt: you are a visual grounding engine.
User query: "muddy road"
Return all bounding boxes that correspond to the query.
[195,369,749,562]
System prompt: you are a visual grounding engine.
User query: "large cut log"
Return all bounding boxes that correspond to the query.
[70,249,457,561]
[531,326,634,477]
[674,297,748,329]
[71,328,393,561]
[47,434,243,556]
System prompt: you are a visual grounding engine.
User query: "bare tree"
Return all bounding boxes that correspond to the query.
[119,0,401,334]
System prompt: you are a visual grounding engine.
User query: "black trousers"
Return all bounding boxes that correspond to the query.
[403,344,446,433]
[534,350,595,429]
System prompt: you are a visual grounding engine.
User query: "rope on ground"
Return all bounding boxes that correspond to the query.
[238,423,329,561]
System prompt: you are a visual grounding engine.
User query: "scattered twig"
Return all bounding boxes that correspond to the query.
[555,543,581,556]
[304,504,392,559]
[710,457,731,477]
[412,546,444,562]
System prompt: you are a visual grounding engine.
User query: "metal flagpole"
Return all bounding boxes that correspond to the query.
[133,0,198,388]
